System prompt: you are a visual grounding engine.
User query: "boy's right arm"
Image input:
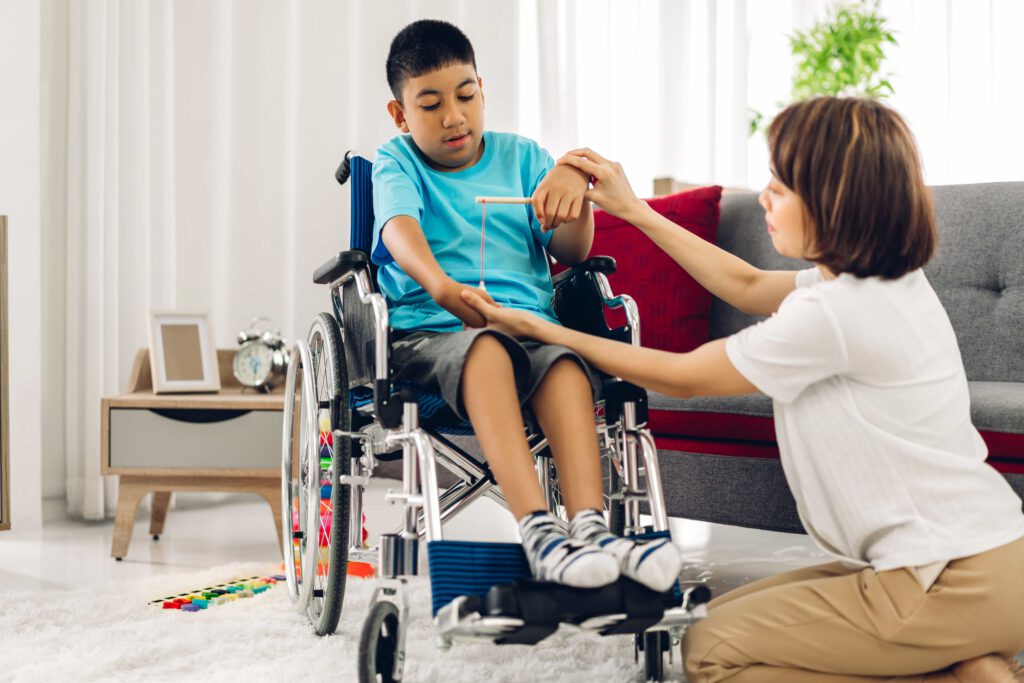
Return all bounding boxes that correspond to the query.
[380,215,497,328]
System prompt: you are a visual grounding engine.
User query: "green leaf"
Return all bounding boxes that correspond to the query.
[786,0,897,101]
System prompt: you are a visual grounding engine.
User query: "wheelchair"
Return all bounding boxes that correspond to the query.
[280,152,710,682]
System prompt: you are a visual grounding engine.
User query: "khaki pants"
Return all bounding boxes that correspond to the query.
[682,537,1024,682]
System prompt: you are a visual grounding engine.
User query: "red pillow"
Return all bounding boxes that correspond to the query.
[572,186,722,353]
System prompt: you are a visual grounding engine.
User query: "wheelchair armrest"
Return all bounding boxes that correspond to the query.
[313,249,370,285]
[551,256,617,288]
[552,255,636,346]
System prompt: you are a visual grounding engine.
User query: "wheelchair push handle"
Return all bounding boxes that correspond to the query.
[335,150,355,186]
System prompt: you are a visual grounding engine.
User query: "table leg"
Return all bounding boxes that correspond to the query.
[111,477,148,560]
[149,491,172,539]
[256,485,284,558]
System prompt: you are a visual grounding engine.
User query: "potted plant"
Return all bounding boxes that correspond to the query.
[751,0,898,134]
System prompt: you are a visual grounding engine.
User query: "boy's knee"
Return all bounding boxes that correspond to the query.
[538,356,589,391]
[466,333,507,359]
[464,334,513,374]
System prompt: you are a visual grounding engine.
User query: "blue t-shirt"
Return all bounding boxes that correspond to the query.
[371,131,560,332]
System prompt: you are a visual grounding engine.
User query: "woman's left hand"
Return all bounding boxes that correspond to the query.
[557,148,646,223]
[459,290,544,339]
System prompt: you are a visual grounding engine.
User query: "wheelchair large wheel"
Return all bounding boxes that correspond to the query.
[281,338,307,603]
[358,601,401,683]
[298,313,351,636]
[543,443,625,531]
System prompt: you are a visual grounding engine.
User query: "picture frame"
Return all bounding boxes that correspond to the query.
[147,311,221,394]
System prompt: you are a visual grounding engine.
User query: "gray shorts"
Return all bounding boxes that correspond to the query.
[390,328,601,424]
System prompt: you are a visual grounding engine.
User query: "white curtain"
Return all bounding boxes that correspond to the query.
[880,0,1024,185]
[50,0,1022,518]
[519,0,754,194]
[54,0,520,518]
[519,0,1024,195]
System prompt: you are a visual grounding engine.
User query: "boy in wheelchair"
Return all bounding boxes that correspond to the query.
[373,19,682,592]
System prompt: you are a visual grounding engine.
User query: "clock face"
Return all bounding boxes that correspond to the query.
[233,342,274,387]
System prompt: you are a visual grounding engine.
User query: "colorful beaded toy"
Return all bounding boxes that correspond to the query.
[152,575,285,611]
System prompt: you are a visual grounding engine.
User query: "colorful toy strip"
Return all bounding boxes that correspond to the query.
[152,575,286,611]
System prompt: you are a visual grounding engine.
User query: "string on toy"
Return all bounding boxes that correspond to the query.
[480,198,487,290]
[474,196,532,292]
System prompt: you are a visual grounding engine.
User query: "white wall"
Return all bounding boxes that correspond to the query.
[0,0,43,530]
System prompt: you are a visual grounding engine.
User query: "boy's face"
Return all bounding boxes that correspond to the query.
[387,62,485,172]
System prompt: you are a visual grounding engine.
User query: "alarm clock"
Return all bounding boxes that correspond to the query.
[233,317,288,392]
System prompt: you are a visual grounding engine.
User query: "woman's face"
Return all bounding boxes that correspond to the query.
[758,175,810,259]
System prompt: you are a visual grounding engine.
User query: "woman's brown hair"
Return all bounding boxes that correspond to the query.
[767,97,936,279]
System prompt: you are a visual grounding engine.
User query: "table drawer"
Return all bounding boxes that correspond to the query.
[109,408,281,469]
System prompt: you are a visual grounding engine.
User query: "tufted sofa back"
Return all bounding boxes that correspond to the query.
[708,183,1024,383]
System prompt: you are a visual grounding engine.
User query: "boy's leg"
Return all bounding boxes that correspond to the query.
[529,357,682,592]
[527,357,603,516]
[460,333,544,520]
[461,335,618,588]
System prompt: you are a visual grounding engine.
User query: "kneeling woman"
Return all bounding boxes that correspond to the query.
[462,97,1024,682]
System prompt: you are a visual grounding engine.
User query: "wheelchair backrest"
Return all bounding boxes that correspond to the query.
[347,154,375,254]
[335,153,385,390]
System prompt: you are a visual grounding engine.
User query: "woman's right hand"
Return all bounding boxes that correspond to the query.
[557,148,646,222]
[430,277,500,329]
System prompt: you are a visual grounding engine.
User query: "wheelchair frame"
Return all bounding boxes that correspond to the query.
[280,153,707,682]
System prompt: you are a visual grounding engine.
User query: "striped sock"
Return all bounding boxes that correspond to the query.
[518,511,620,588]
[569,509,682,592]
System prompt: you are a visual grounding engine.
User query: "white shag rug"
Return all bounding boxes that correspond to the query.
[0,562,680,682]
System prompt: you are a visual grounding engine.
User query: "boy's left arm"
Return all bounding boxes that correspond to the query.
[533,164,594,265]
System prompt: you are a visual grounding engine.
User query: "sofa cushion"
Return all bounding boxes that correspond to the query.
[589,186,723,353]
[925,184,1024,383]
[648,381,1024,464]
[969,381,1024,434]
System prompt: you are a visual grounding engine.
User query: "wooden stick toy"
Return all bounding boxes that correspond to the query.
[474,196,532,204]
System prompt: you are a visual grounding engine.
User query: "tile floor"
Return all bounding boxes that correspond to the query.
[0,479,825,596]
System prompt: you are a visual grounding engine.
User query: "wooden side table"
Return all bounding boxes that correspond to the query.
[101,348,287,560]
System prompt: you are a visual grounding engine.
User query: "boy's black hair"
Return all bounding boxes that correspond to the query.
[386,20,477,101]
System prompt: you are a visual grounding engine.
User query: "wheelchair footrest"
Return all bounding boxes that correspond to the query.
[434,575,696,646]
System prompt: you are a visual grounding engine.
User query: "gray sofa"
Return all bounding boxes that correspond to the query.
[653,183,1024,533]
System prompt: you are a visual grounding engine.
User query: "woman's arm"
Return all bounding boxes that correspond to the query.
[625,202,797,316]
[558,149,796,317]
[461,290,757,399]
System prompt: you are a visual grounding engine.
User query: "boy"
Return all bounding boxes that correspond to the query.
[371,19,682,591]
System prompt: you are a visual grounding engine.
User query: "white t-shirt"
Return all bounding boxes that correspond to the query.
[726,267,1024,572]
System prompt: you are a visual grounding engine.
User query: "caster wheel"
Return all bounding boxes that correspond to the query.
[114,557,123,562]
[359,601,401,683]
[639,631,669,682]
[152,534,160,541]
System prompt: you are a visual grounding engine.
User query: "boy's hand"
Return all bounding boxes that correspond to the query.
[460,289,541,339]
[532,164,589,231]
[430,278,501,329]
